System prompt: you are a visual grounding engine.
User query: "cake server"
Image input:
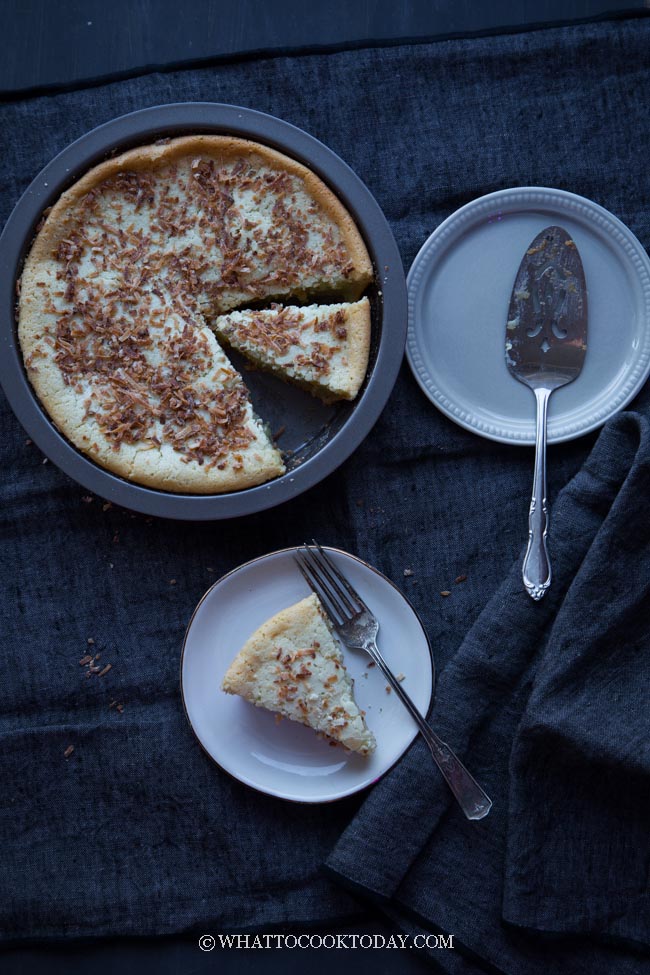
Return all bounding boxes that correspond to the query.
[505,225,588,600]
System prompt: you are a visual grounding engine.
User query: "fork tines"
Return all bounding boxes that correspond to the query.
[294,541,366,624]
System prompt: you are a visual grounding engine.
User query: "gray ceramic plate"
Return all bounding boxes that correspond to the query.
[407,187,650,444]
[0,103,406,519]
[180,546,434,803]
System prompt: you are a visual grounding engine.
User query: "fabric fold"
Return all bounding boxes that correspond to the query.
[326,413,650,968]
[503,414,650,944]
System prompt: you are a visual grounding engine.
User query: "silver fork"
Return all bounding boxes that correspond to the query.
[294,542,492,821]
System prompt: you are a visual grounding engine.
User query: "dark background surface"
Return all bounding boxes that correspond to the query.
[2,0,647,94]
[2,2,648,974]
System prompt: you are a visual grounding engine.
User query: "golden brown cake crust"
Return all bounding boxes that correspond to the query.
[18,136,373,494]
[213,297,371,404]
[222,593,376,755]
[24,136,373,293]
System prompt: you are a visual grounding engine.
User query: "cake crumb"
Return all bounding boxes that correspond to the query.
[440,590,451,597]
[455,574,467,584]
[403,568,413,577]
[64,745,75,759]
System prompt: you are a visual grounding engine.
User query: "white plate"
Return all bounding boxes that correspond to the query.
[181,547,434,803]
[407,187,650,444]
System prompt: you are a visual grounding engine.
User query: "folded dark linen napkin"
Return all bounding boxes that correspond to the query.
[0,15,649,973]
[326,411,650,974]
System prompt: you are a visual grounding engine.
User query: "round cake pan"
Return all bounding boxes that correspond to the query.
[0,103,405,520]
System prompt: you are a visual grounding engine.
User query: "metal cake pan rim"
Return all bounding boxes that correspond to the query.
[0,102,406,520]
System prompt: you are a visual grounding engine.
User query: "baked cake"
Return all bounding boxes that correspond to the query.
[222,593,376,755]
[214,298,371,403]
[18,136,373,493]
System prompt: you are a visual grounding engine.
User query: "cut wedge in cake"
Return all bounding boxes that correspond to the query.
[213,298,371,403]
[18,135,373,493]
[222,593,376,755]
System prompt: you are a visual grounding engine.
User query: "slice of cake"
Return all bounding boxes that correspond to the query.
[222,593,376,755]
[213,298,371,403]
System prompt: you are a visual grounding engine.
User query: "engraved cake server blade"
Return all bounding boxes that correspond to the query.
[505,226,587,600]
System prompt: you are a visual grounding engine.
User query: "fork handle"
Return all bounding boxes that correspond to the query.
[523,386,552,601]
[366,640,492,821]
